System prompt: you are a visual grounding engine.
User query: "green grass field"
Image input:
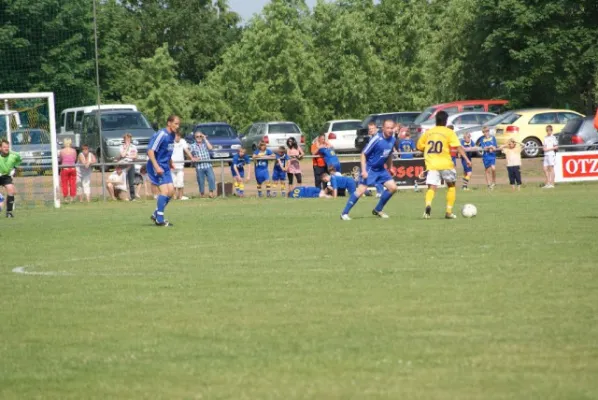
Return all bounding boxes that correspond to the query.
[2,185,597,399]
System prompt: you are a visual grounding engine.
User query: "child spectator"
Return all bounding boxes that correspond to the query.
[397,131,416,159]
[106,165,129,201]
[272,146,289,197]
[171,131,194,200]
[459,132,476,190]
[500,138,523,191]
[253,141,275,197]
[321,173,356,198]
[286,137,303,186]
[542,125,558,188]
[231,148,251,197]
[480,126,497,189]
[76,144,96,203]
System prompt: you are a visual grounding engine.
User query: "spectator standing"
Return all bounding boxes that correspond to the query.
[594,108,598,130]
[286,137,303,186]
[397,132,416,159]
[231,148,251,197]
[171,131,194,200]
[106,165,129,201]
[0,138,22,217]
[311,134,327,189]
[190,131,216,198]
[480,126,498,189]
[119,133,138,201]
[59,137,78,203]
[500,139,523,191]
[77,144,96,202]
[272,146,289,197]
[542,125,558,188]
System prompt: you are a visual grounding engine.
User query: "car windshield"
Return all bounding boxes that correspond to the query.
[194,125,236,137]
[413,107,437,124]
[11,130,51,145]
[268,123,300,134]
[499,113,521,125]
[332,121,361,131]
[100,113,151,130]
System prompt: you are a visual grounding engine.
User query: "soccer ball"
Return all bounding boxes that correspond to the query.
[461,203,477,218]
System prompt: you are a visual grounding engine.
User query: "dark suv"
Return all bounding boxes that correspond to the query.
[184,122,242,159]
[355,112,420,152]
[556,117,598,151]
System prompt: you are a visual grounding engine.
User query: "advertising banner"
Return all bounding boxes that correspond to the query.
[554,151,598,183]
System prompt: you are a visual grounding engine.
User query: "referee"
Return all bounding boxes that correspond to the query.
[0,139,22,218]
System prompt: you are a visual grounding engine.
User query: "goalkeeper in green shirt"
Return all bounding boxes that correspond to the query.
[0,139,22,218]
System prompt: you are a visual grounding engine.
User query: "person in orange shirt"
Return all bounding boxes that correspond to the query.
[311,134,328,189]
[594,108,598,130]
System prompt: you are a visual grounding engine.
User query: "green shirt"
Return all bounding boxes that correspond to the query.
[0,151,22,175]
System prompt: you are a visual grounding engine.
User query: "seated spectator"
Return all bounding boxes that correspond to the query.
[106,165,129,201]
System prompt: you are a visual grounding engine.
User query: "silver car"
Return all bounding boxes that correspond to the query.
[420,112,496,134]
[241,121,305,152]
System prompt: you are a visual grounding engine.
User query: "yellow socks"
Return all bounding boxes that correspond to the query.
[425,189,435,207]
[446,186,456,213]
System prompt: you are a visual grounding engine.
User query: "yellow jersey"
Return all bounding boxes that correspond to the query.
[416,126,461,171]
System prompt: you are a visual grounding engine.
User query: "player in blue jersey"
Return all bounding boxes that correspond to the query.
[147,115,180,227]
[480,126,498,189]
[253,141,276,197]
[341,120,398,220]
[321,173,356,198]
[318,145,341,174]
[288,186,328,198]
[272,146,289,197]
[397,131,416,159]
[459,132,476,190]
[231,148,251,197]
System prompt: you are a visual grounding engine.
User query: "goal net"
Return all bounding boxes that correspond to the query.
[0,93,60,209]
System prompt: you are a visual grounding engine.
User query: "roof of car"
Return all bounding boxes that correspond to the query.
[194,122,232,126]
[326,119,361,123]
[369,111,420,115]
[508,108,584,114]
[432,100,509,107]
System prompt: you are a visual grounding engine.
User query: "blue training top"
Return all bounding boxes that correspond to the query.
[148,128,175,168]
[363,133,396,171]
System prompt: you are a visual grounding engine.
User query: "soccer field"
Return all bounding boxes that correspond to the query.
[2,185,597,399]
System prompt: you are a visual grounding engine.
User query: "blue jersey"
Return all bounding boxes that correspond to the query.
[254,149,273,171]
[274,153,289,173]
[289,186,321,198]
[460,139,476,159]
[330,175,354,190]
[148,128,175,168]
[318,147,340,169]
[480,136,497,158]
[362,133,396,171]
[231,153,251,172]
[398,139,416,159]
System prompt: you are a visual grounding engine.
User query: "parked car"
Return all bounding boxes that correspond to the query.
[184,122,242,159]
[494,108,584,158]
[355,112,420,152]
[420,111,496,133]
[10,128,55,175]
[241,121,305,152]
[408,100,509,139]
[556,116,598,151]
[319,119,361,152]
[77,110,155,162]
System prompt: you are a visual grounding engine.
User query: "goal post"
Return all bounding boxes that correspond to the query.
[0,92,61,209]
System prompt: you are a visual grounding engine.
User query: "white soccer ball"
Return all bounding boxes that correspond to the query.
[461,203,477,218]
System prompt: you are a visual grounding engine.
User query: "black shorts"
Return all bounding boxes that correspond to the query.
[0,175,13,186]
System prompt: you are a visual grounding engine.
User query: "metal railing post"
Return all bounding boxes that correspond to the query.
[220,159,225,198]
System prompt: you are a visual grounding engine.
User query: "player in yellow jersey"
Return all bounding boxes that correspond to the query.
[416,111,472,219]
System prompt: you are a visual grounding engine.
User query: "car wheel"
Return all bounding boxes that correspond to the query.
[522,138,542,158]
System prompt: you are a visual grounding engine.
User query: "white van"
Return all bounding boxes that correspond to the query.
[58,104,137,148]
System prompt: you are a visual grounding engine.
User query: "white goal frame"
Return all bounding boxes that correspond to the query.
[0,92,60,208]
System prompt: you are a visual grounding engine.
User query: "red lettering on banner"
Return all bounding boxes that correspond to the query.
[561,154,598,178]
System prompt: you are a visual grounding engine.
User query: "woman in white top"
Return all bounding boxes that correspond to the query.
[119,133,138,200]
[77,144,96,202]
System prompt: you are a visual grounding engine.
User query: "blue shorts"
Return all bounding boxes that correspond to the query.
[461,159,472,174]
[342,180,357,194]
[146,162,173,186]
[483,157,496,169]
[359,169,393,187]
[231,168,245,178]
[255,170,270,185]
[272,169,286,181]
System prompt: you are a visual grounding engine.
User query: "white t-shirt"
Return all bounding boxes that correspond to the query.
[543,135,558,156]
[109,171,127,191]
[171,140,189,169]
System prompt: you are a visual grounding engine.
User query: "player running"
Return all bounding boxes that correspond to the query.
[417,111,472,219]
[459,132,476,190]
[340,120,398,220]
[321,173,356,198]
[231,148,251,197]
[480,126,498,189]
[0,139,22,218]
[147,115,181,227]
